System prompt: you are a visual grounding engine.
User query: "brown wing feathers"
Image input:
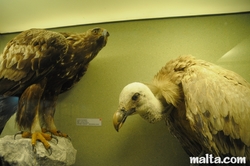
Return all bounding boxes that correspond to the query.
[0,27,109,134]
[0,29,68,96]
[156,55,250,159]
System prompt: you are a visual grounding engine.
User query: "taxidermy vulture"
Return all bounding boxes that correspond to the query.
[0,27,109,151]
[113,55,250,163]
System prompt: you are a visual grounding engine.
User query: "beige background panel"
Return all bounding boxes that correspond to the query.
[1,0,250,33]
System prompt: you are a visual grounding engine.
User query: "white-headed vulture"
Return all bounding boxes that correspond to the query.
[113,55,250,164]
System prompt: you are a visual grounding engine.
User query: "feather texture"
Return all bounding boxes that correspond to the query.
[113,55,250,163]
[154,55,250,158]
[0,28,109,140]
[0,29,68,96]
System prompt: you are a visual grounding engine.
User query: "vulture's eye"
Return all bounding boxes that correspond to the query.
[132,93,140,101]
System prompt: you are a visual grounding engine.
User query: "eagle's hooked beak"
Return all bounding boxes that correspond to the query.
[102,29,110,37]
[113,108,136,132]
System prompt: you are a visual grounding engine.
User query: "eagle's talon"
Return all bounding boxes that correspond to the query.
[14,131,23,139]
[50,129,69,138]
[67,135,72,141]
[56,130,71,141]
[47,147,52,156]
[51,135,58,144]
[32,145,36,153]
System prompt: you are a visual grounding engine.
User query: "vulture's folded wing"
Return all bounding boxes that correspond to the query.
[182,63,250,156]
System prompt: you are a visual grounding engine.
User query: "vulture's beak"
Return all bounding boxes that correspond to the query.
[113,109,127,132]
[113,108,136,132]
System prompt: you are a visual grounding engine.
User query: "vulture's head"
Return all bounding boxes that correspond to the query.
[113,82,169,132]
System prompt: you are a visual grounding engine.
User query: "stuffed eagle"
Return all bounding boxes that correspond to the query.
[0,27,109,152]
[113,55,250,164]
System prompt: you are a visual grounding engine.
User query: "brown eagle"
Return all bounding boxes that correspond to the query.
[0,27,109,151]
[113,55,250,164]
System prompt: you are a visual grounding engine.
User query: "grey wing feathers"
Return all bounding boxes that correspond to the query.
[182,62,250,155]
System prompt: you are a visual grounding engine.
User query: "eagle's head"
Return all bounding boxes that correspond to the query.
[113,82,169,132]
[86,27,109,47]
[75,27,110,63]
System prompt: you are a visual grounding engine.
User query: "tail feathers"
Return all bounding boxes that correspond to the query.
[0,96,18,134]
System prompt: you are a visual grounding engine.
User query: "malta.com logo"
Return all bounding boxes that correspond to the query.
[190,154,246,165]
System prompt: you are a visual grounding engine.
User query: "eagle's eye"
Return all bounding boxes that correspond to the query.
[132,93,140,101]
[92,28,100,34]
